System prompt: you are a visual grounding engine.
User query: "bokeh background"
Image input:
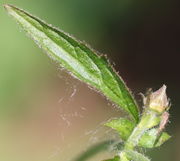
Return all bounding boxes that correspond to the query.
[0,0,179,161]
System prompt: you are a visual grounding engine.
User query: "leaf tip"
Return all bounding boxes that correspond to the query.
[3,4,20,15]
[3,4,12,10]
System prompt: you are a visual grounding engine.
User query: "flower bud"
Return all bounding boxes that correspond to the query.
[149,85,169,113]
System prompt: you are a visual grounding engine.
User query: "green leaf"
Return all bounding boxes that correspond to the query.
[138,128,171,148]
[73,140,114,161]
[105,118,135,141]
[124,150,150,161]
[4,4,139,122]
[103,156,120,161]
[155,132,171,147]
[138,128,158,148]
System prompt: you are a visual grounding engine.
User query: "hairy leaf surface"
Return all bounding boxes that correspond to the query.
[4,4,139,122]
[105,118,135,140]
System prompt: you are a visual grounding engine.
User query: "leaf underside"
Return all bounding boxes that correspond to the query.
[4,4,139,122]
[105,118,135,141]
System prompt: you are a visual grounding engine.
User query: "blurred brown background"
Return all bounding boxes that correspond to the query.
[0,0,180,161]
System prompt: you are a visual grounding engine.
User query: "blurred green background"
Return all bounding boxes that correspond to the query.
[0,0,179,161]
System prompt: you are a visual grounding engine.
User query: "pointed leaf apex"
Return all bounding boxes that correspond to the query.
[3,4,12,11]
[4,4,140,122]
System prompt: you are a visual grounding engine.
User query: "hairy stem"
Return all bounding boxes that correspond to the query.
[124,110,160,150]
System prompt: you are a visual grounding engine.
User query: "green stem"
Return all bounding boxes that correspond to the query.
[124,109,161,150]
[116,109,161,161]
[119,151,129,161]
